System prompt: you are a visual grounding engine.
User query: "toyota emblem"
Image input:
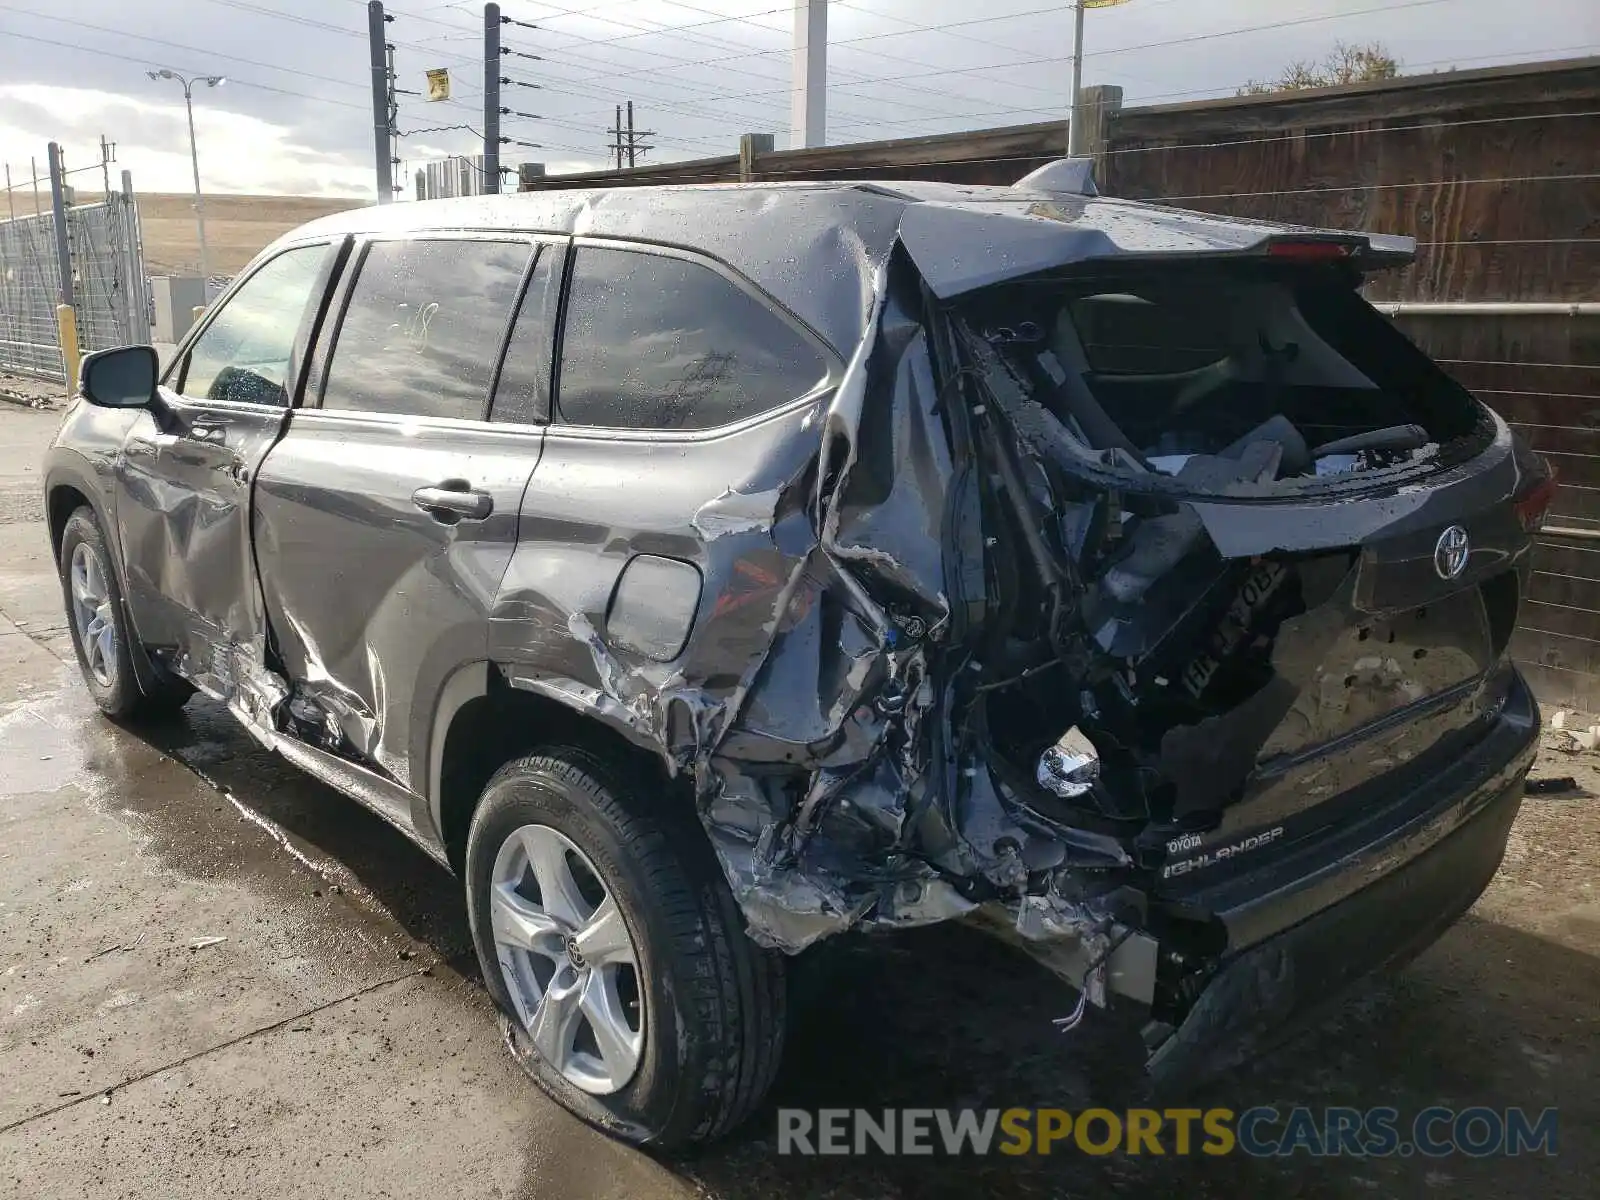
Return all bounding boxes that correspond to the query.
[1434,525,1470,580]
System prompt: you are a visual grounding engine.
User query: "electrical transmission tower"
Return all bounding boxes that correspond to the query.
[607,102,655,170]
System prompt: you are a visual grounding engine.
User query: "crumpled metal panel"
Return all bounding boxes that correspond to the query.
[495,260,1044,952]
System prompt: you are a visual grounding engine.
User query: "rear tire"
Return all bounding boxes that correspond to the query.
[58,506,193,720]
[465,747,786,1149]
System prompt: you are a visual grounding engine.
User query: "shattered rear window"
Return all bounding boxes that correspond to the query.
[1070,292,1232,376]
[960,263,1492,492]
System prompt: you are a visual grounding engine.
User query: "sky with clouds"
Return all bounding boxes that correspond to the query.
[0,0,1595,200]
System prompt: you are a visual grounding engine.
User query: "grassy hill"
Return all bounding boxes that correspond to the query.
[137,193,365,275]
[5,190,364,277]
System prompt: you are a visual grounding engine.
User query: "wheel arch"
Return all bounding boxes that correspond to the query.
[430,665,683,874]
[45,454,110,563]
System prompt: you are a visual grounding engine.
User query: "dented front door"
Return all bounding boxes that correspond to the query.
[115,242,336,689]
[251,235,550,791]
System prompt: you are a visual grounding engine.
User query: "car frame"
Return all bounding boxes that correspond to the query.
[45,162,1549,1147]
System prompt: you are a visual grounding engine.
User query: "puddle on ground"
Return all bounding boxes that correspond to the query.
[0,669,458,982]
[0,681,89,797]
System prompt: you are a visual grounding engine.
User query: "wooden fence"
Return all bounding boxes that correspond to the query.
[523,56,1600,709]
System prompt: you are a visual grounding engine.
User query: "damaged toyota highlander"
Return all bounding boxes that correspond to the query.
[45,162,1553,1148]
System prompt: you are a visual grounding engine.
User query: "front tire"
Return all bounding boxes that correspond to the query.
[465,747,786,1149]
[58,506,192,719]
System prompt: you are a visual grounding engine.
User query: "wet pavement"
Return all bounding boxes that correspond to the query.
[2,402,1597,1197]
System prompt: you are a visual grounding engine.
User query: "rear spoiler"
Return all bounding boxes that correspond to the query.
[1012,159,1415,268]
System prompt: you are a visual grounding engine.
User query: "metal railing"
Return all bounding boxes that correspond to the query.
[0,151,148,382]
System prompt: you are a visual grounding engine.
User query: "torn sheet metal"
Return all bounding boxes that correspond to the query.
[480,255,1041,952]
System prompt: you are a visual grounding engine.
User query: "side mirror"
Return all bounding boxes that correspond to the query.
[80,345,159,409]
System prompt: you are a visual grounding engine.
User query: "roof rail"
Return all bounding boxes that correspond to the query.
[1013,158,1098,198]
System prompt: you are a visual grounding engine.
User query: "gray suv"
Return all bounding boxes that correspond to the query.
[46,165,1550,1148]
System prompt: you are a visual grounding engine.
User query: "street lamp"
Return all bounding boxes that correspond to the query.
[148,69,226,288]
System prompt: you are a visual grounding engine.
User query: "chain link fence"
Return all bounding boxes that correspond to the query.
[0,209,67,377]
[0,177,148,382]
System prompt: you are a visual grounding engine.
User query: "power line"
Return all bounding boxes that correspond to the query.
[505,4,1086,126]
[431,22,882,131]
[1102,108,1600,159]
[476,0,1471,130]
[541,0,1464,99]
[382,1,1057,132]
[1152,172,1600,204]
[837,96,1600,148]
[336,0,1103,143]
[2,27,372,113]
[0,3,370,97]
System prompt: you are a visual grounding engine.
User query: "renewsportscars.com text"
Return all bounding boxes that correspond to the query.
[777,1106,1559,1158]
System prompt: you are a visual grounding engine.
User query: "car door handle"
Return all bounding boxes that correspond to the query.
[412,484,493,522]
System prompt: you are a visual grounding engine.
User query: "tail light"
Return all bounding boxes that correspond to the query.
[1514,468,1559,533]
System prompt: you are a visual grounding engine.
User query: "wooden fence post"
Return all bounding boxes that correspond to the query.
[1077,84,1124,190]
[739,133,775,183]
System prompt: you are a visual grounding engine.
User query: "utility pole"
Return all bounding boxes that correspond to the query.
[47,143,73,308]
[368,1,393,203]
[606,102,654,171]
[99,135,118,201]
[31,156,40,217]
[789,0,826,149]
[385,43,404,199]
[4,165,13,222]
[484,3,501,195]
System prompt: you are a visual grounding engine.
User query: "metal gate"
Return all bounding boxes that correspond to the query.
[0,185,147,381]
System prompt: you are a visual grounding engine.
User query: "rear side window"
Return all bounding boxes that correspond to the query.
[320,238,530,420]
[556,246,827,431]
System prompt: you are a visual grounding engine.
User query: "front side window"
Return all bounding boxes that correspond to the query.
[179,244,327,406]
[321,238,531,420]
[557,246,828,431]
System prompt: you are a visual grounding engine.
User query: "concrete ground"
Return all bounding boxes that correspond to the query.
[1,396,1596,1198]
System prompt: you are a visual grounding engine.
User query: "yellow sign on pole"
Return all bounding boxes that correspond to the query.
[425,68,451,102]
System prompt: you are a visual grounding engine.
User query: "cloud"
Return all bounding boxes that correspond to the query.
[0,84,375,198]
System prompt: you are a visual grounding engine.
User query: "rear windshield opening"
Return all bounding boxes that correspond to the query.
[959,262,1492,490]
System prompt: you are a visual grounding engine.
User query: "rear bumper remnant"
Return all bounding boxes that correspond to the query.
[1145,671,1537,1084]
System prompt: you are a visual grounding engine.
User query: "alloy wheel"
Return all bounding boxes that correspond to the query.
[490,824,645,1095]
[69,541,117,688]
